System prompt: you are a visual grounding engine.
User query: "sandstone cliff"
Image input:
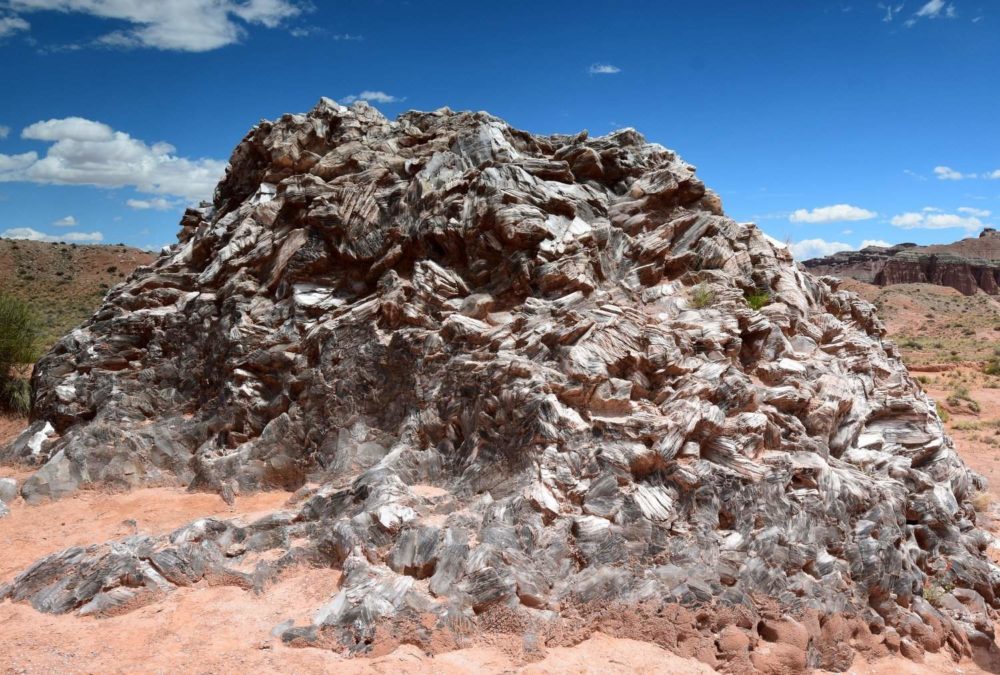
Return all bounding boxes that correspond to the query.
[803,230,1000,296]
[1,99,996,669]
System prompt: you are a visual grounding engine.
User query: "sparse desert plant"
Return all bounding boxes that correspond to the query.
[744,288,771,311]
[984,358,1000,377]
[0,294,39,415]
[971,491,992,513]
[948,385,981,413]
[689,284,715,309]
[936,402,950,423]
[923,583,945,607]
[952,420,982,431]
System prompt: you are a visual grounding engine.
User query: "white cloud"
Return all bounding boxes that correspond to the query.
[789,238,895,260]
[8,0,302,51]
[878,2,905,21]
[906,0,958,25]
[341,90,402,104]
[989,169,1000,179]
[0,151,38,173]
[934,165,975,180]
[789,239,853,259]
[958,207,991,217]
[0,14,30,37]
[52,215,76,226]
[127,197,175,210]
[1,226,102,242]
[903,169,927,181]
[589,63,621,74]
[22,117,114,142]
[789,204,877,224]
[891,210,989,231]
[0,125,9,139]
[841,229,854,235]
[0,116,225,202]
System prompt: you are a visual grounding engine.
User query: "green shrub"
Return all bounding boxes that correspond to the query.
[0,294,39,415]
[689,284,715,309]
[744,288,771,311]
[936,402,950,423]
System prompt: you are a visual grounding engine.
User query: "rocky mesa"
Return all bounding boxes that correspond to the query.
[803,230,1000,296]
[1,99,997,671]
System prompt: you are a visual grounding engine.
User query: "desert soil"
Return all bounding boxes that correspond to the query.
[5,278,1000,673]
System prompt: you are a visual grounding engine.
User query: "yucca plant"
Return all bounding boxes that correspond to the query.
[0,294,39,415]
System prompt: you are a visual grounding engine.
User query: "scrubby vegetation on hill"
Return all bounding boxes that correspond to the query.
[0,239,155,348]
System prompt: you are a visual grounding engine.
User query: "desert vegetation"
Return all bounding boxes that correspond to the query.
[0,294,38,415]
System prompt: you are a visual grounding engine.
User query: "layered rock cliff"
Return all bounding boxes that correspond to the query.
[2,99,997,669]
[804,230,1000,296]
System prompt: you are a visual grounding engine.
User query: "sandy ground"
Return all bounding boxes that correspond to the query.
[4,371,1000,675]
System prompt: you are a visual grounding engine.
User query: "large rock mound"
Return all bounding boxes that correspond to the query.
[3,99,998,667]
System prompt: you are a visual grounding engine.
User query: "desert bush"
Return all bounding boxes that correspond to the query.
[689,284,715,309]
[936,402,950,423]
[0,294,39,415]
[948,386,981,413]
[952,420,982,431]
[971,491,992,512]
[984,358,1000,376]
[744,288,771,311]
[923,583,945,607]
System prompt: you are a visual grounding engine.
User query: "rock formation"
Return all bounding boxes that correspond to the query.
[804,230,1000,296]
[2,99,998,669]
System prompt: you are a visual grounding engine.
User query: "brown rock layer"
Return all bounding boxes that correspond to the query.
[803,230,1000,297]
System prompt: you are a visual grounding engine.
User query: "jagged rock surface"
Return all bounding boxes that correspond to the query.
[804,230,1000,296]
[2,99,999,667]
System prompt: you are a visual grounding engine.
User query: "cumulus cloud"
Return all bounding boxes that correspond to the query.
[341,91,402,104]
[589,63,621,74]
[1,226,102,242]
[127,197,176,210]
[789,239,853,259]
[788,204,877,224]
[23,117,114,142]
[7,0,303,51]
[0,14,30,37]
[52,215,76,226]
[934,165,975,180]
[0,116,226,202]
[890,209,989,231]
[861,239,892,248]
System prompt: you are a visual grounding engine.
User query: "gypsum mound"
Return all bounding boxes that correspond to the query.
[2,98,998,666]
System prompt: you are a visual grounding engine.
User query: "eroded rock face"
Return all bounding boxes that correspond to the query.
[804,230,1000,296]
[2,99,998,666]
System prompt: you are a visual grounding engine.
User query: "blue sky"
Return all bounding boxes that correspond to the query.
[0,0,998,258]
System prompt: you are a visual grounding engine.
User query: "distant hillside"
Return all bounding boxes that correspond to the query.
[802,228,1000,296]
[0,239,155,347]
